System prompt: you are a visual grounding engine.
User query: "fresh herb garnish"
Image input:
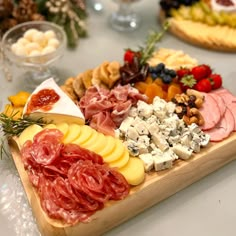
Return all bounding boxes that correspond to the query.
[0,112,46,137]
[139,21,170,65]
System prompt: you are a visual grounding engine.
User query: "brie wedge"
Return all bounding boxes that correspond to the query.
[23,78,85,125]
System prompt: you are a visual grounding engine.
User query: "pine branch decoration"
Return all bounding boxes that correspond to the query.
[41,0,88,48]
[0,0,88,48]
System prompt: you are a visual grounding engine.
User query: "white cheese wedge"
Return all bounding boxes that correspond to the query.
[210,0,236,13]
[23,78,85,125]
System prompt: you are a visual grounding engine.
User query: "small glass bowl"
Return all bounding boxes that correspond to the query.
[1,21,66,89]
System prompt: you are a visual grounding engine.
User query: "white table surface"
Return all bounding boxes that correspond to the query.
[0,1,236,235]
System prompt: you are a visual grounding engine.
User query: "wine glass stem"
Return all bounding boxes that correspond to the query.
[118,2,132,17]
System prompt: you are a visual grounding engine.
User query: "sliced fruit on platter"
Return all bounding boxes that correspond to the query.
[159,0,236,51]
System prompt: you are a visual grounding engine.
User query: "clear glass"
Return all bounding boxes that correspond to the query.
[88,0,103,12]
[1,21,66,90]
[110,0,141,32]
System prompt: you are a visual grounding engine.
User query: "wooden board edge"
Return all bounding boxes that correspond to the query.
[8,133,236,236]
[159,11,236,52]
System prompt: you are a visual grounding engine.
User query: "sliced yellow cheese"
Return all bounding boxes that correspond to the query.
[18,124,43,147]
[56,122,69,136]
[99,135,116,156]
[63,123,81,144]
[118,157,145,186]
[88,133,107,153]
[103,139,125,162]
[80,130,99,149]
[72,125,93,145]
[43,123,57,129]
[108,150,129,169]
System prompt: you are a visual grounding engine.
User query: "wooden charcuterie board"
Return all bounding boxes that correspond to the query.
[9,132,236,236]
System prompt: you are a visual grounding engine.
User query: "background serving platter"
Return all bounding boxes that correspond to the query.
[159,10,236,52]
[1,1,236,235]
[9,132,236,236]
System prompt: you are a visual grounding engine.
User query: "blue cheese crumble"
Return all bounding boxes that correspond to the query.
[117,96,210,172]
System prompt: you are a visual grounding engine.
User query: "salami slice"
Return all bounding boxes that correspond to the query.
[61,143,104,164]
[20,129,130,225]
[33,128,64,143]
[68,160,111,203]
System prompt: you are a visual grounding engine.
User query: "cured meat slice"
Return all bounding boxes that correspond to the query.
[68,161,110,203]
[212,89,236,131]
[103,168,130,200]
[205,107,235,142]
[61,143,104,164]
[90,111,116,136]
[200,93,222,130]
[20,130,130,225]
[39,176,94,224]
[111,100,132,126]
[79,85,146,136]
[211,87,229,94]
[208,93,226,118]
[68,160,130,203]
[33,128,64,144]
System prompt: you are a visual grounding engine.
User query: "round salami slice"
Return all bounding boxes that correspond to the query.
[20,128,130,225]
[29,129,64,165]
[30,139,63,165]
[103,168,130,200]
[61,143,104,164]
[33,128,64,144]
[38,175,94,224]
[68,160,110,203]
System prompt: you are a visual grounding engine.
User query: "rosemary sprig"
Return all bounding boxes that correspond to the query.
[0,138,10,159]
[0,112,46,137]
[139,21,170,65]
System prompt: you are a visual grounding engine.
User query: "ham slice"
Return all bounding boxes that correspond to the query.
[208,93,226,118]
[205,107,235,142]
[200,93,222,130]
[212,88,236,131]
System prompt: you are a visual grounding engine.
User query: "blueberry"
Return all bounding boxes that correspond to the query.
[149,67,155,73]
[159,71,166,79]
[151,72,157,79]
[164,68,170,74]
[162,74,173,84]
[168,69,177,77]
[155,63,165,73]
